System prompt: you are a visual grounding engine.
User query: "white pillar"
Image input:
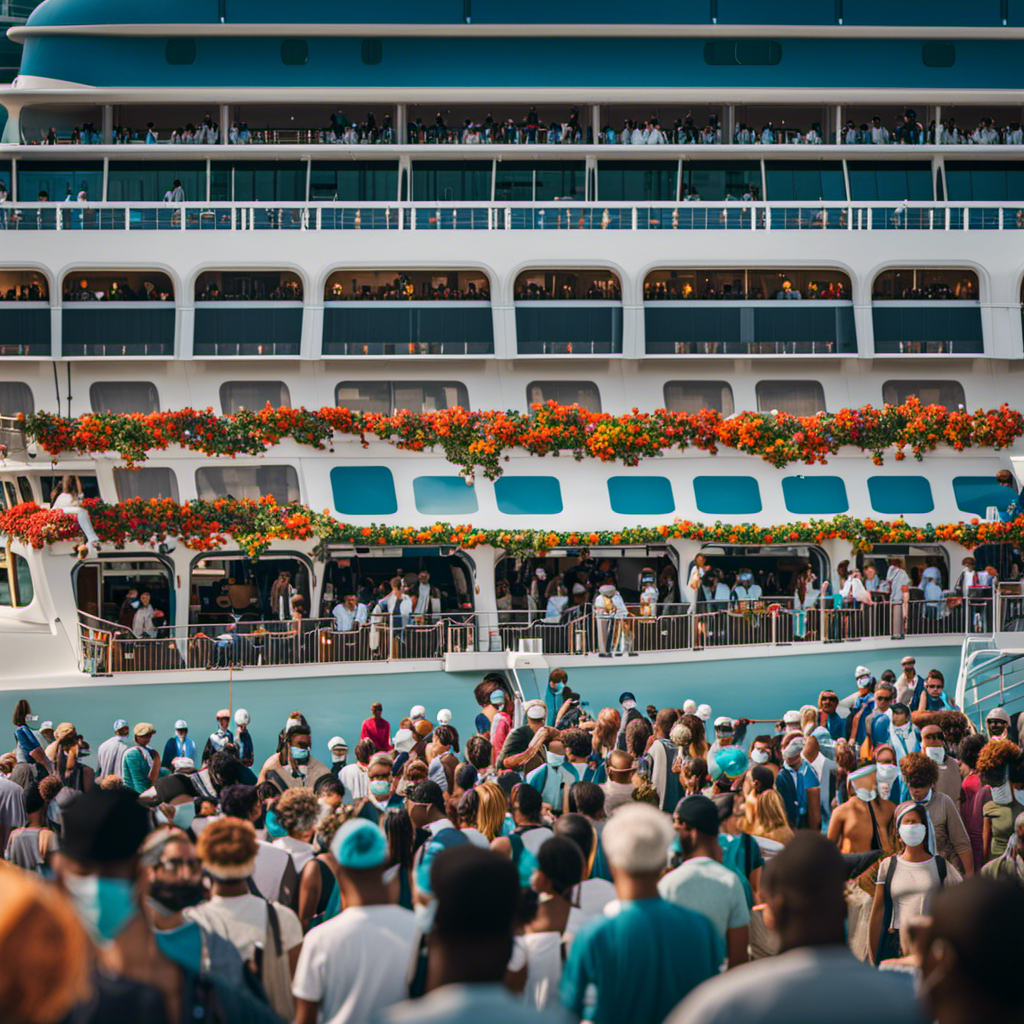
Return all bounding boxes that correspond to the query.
[466,545,502,648]
[395,103,407,144]
[726,104,735,144]
[102,104,113,144]
[592,104,601,144]
[220,103,230,143]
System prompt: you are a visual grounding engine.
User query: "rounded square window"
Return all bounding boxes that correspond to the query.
[361,39,383,65]
[281,39,308,66]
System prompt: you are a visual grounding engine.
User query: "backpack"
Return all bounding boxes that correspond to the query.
[876,854,946,964]
[258,902,294,1020]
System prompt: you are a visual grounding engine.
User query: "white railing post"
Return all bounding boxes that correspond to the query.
[316,206,322,230]
[180,205,186,230]
[505,207,511,230]
[945,206,950,230]
[867,207,872,230]
[999,207,1004,230]
[125,207,130,231]
[964,206,969,231]
[397,206,403,230]
[631,207,637,230]
[436,207,441,229]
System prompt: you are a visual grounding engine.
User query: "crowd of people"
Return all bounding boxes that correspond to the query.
[2,654,1022,1024]
[644,277,848,300]
[62,278,172,302]
[329,276,490,302]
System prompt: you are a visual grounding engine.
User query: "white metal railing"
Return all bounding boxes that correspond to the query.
[74,597,995,676]
[0,200,1022,232]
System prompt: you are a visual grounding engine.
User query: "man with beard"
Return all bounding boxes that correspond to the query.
[826,764,896,854]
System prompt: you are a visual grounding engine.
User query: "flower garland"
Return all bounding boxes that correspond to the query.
[1,497,1018,560]
[16,399,1024,478]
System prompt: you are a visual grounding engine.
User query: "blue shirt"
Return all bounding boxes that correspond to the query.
[414,821,469,894]
[14,725,40,763]
[560,898,722,1024]
[850,695,875,745]
[822,711,844,741]
[780,761,819,826]
[474,712,489,735]
[870,712,892,747]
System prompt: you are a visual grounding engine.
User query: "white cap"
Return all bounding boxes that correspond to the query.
[39,721,54,732]
[171,756,195,772]
[234,708,249,726]
[714,716,734,729]
[394,728,416,753]
[174,719,188,730]
[525,701,547,721]
[436,709,452,725]
[696,703,712,722]
[327,736,347,750]
[601,803,675,873]
[987,707,1011,723]
[682,700,697,715]
[783,710,802,725]
[855,665,871,681]
[410,705,426,720]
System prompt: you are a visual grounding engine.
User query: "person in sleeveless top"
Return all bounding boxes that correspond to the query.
[4,777,59,871]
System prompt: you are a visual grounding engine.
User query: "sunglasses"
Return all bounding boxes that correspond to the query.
[158,857,200,872]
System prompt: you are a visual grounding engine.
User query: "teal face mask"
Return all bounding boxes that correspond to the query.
[369,779,391,797]
[63,873,137,944]
[172,801,196,831]
[265,808,288,838]
[154,922,202,971]
[290,746,310,762]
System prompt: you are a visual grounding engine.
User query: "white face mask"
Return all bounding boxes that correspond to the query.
[750,749,770,764]
[991,780,1014,806]
[876,763,899,785]
[621,700,636,711]
[899,822,927,847]
[925,746,946,764]
[854,787,878,802]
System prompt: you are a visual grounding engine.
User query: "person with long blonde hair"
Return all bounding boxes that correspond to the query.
[745,788,795,857]
[475,780,509,841]
[680,714,709,760]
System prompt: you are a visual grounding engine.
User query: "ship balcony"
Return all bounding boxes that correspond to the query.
[514,302,624,355]
[644,300,857,356]
[322,303,494,357]
[0,304,50,357]
[193,270,304,356]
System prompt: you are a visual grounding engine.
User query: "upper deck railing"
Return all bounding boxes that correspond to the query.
[4,200,1024,232]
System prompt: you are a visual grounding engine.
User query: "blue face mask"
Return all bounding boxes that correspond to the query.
[154,922,202,970]
[172,801,196,831]
[63,873,137,944]
[290,746,310,763]
[546,752,565,768]
[264,808,288,839]
[370,779,391,797]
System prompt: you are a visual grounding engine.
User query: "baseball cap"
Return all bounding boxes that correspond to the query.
[783,710,801,725]
[410,705,426,720]
[987,707,1011,723]
[716,747,748,779]
[525,702,547,721]
[855,665,871,682]
[436,709,453,725]
[901,656,916,666]
[328,735,348,750]
[171,756,195,772]
[113,719,128,731]
[696,704,712,722]
[39,721,54,733]
[331,819,388,869]
[394,728,416,753]
[673,794,720,835]
[618,691,636,705]
[174,719,188,730]
[714,716,734,730]
[572,583,587,595]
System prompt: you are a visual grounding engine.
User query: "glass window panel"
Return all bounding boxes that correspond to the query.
[219,381,291,414]
[607,476,675,515]
[847,161,933,201]
[494,476,563,515]
[526,381,601,411]
[41,475,100,500]
[663,381,735,415]
[309,161,398,201]
[951,476,1017,518]
[330,466,397,514]
[765,162,846,201]
[231,162,306,201]
[0,553,33,608]
[334,381,469,413]
[196,465,299,504]
[413,476,479,514]
[867,475,934,515]
[944,162,1024,202]
[89,381,160,414]
[17,161,103,204]
[755,380,826,416]
[494,161,536,202]
[412,161,491,201]
[106,161,206,202]
[597,161,677,201]
[210,164,231,201]
[534,162,585,201]
[782,475,850,514]
[0,382,33,416]
[881,380,966,408]
[680,161,760,201]
[335,381,392,413]
[692,476,762,515]
[114,467,179,502]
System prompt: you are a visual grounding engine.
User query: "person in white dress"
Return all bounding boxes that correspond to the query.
[51,474,100,552]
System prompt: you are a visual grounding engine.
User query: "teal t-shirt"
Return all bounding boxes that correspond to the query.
[560,897,723,1024]
[717,833,763,909]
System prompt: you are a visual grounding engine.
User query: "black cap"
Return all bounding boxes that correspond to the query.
[673,794,720,836]
[61,788,150,863]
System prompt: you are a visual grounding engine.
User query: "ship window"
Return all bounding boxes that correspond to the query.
[0,552,33,608]
[41,475,99,501]
[881,380,965,408]
[413,476,479,515]
[693,476,763,515]
[868,475,934,515]
[755,380,825,416]
[704,40,782,65]
[361,39,383,64]
[310,161,398,201]
[195,465,299,504]
[0,382,33,416]
[847,161,933,201]
[526,381,601,412]
[597,162,678,202]
[680,161,761,202]
[165,39,196,65]
[334,381,469,413]
[219,381,291,415]
[89,382,160,415]
[330,466,397,515]
[952,476,1016,518]
[765,161,846,201]
[607,476,674,515]
[782,475,850,514]
[412,161,491,202]
[944,162,1024,201]
[922,41,955,67]
[663,381,735,415]
[281,39,308,65]
[494,476,563,515]
[114,467,179,503]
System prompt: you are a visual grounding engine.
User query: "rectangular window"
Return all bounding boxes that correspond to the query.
[106,161,206,203]
[494,161,538,202]
[526,381,601,411]
[693,476,763,515]
[42,475,100,501]
[494,476,563,515]
[681,161,761,202]
[782,475,850,514]
[881,380,966,408]
[0,382,34,416]
[847,161,933,200]
[0,551,33,608]
[229,162,306,201]
[309,161,398,201]
[755,380,826,416]
[952,476,1017,518]
[867,475,934,515]
[114,467,179,502]
[219,381,291,415]
[412,161,491,202]
[17,161,104,205]
[764,161,846,201]
[89,381,160,415]
[597,161,678,201]
[330,466,397,515]
[413,476,479,515]
[534,162,585,201]
[334,381,469,413]
[663,381,735,416]
[944,162,1024,202]
[195,465,299,504]
[607,476,675,515]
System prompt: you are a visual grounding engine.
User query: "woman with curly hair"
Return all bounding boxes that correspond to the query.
[272,787,320,874]
[680,713,709,761]
[978,737,1024,862]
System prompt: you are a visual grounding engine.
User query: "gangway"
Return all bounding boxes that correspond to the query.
[956,634,1024,731]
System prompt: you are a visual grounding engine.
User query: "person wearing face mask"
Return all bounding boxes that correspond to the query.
[746,734,778,776]
[259,716,330,792]
[868,802,962,965]
[920,724,962,805]
[142,772,200,836]
[96,718,131,779]
[162,719,196,768]
[826,764,896,854]
[407,779,471,900]
[497,701,551,773]
[357,751,402,824]
[846,668,877,748]
[614,691,643,751]
[899,752,973,876]
[327,735,349,778]
[233,708,254,768]
[977,738,1024,862]
[980,809,1024,885]
[775,731,821,831]
[800,727,837,830]
[873,744,904,804]
[888,702,921,763]
[140,828,244,984]
[525,739,579,816]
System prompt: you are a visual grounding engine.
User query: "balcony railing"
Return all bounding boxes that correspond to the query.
[76,596,1008,676]
[4,200,1024,233]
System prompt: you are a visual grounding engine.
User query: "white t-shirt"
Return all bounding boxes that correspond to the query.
[658,857,750,941]
[339,762,370,801]
[566,877,617,937]
[273,834,314,874]
[292,904,416,1023]
[876,856,962,929]
[459,827,491,849]
[519,931,565,1011]
[184,893,302,963]
[252,839,294,903]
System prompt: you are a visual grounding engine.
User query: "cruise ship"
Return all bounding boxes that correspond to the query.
[2,0,1024,755]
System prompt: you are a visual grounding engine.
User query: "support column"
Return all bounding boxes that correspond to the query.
[725,104,735,144]
[835,105,842,144]
[464,545,502,650]
[592,103,601,144]
[395,103,407,144]
[102,104,113,145]
[220,103,230,143]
